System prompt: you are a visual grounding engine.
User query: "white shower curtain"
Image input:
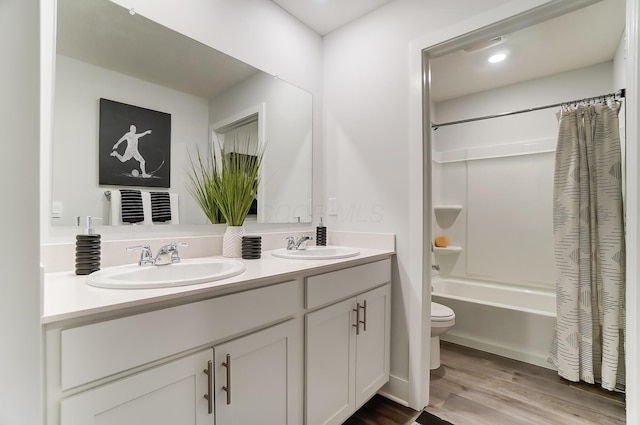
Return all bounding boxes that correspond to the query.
[550,100,625,391]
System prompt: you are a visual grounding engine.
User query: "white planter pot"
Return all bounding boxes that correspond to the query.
[222,225,245,258]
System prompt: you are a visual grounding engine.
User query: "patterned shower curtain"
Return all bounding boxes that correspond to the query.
[550,99,625,391]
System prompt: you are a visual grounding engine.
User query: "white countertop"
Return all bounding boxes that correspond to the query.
[42,247,394,325]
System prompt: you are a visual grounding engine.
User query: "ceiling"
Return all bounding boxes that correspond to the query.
[273,0,625,102]
[430,0,626,101]
[57,0,396,97]
[58,0,626,105]
[271,0,394,35]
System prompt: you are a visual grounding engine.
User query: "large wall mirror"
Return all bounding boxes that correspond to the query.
[51,0,313,227]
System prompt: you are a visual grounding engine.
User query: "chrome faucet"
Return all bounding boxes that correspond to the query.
[127,242,190,266]
[284,235,313,250]
[153,242,190,266]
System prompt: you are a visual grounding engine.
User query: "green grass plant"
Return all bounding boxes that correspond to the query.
[187,139,263,226]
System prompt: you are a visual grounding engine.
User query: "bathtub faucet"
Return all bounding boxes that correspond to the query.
[432,264,440,271]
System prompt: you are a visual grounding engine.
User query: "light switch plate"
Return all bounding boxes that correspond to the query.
[52,201,63,218]
[328,198,337,216]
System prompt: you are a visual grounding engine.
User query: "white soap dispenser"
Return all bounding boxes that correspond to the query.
[75,216,102,275]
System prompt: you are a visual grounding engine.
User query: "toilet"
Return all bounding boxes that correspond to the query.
[430,302,455,369]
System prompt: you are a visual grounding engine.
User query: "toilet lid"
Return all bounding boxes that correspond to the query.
[431,302,454,319]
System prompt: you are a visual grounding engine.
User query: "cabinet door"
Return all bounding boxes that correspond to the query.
[305,298,357,425]
[60,349,213,425]
[214,321,294,425]
[355,283,391,407]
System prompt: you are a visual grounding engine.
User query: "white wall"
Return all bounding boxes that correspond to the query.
[432,62,614,288]
[625,2,640,422]
[434,61,615,150]
[53,55,211,226]
[614,30,627,91]
[0,0,42,424]
[210,72,313,223]
[322,0,550,408]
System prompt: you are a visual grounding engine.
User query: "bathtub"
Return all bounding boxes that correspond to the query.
[432,276,557,370]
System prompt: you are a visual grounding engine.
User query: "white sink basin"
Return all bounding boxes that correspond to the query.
[271,246,360,260]
[86,258,246,289]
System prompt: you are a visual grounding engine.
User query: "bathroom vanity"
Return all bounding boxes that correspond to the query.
[42,246,393,425]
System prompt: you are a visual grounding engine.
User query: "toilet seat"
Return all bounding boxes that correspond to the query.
[431,302,455,322]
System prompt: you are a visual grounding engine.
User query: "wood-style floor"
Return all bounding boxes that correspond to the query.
[344,342,626,425]
[343,394,419,425]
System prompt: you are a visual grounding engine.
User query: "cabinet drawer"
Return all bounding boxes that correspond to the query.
[60,281,298,390]
[305,259,391,309]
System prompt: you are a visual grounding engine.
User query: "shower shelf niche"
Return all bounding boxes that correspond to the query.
[433,205,462,214]
[434,246,462,255]
[434,205,462,229]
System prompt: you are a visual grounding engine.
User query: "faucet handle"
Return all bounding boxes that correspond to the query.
[296,235,313,250]
[284,236,296,250]
[169,242,190,262]
[127,245,154,266]
[153,242,190,265]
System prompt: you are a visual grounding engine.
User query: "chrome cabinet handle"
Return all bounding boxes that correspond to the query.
[222,354,231,405]
[203,360,213,414]
[359,300,367,332]
[353,303,361,335]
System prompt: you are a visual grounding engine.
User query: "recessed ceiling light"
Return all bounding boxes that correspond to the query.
[488,53,507,63]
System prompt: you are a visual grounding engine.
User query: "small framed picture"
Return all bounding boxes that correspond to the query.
[98,98,171,187]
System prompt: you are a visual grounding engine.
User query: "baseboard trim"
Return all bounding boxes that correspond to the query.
[378,375,409,406]
[442,333,556,370]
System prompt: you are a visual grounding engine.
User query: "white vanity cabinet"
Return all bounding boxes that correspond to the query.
[60,320,296,425]
[305,259,391,425]
[44,253,395,425]
[46,280,300,425]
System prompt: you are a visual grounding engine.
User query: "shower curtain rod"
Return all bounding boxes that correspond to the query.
[431,88,625,130]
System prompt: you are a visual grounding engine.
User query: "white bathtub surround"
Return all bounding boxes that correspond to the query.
[432,138,557,164]
[432,276,556,369]
[551,100,626,391]
[430,64,624,377]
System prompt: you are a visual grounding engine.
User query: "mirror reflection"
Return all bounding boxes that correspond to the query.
[52,0,312,226]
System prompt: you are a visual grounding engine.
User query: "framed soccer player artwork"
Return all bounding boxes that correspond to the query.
[98,98,171,188]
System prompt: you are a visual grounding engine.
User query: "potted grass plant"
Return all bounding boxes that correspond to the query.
[187,138,263,257]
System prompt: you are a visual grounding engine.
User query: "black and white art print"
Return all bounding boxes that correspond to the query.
[99,98,171,188]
